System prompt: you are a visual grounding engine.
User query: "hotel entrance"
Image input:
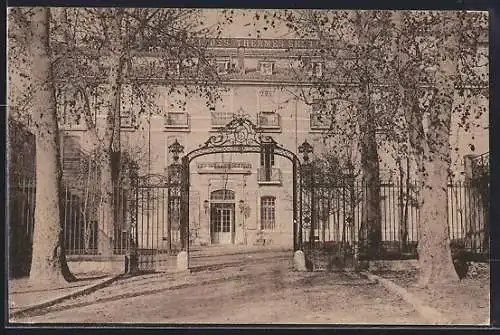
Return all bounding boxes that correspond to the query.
[210,189,236,245]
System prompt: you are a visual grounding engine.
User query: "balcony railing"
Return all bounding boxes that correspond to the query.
[310,113,330,130]
[211,112,233,128]
[471,152,489,179]
[257,168,282,184]
[258,112,281,129]
[165,112,190,129]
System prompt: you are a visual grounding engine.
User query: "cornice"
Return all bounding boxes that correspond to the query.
[57,75,486,92]
[52,32,488,60]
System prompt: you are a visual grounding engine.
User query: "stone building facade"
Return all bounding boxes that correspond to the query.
[58,37,489,250]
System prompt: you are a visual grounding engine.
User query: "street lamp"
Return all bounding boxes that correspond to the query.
[167,139,183,184]
[299,140,315,247]
[167,139,185,250]
[298,140,313,163]
[239,199,248,245]
[168,139,185,163]
[239,199,246,214]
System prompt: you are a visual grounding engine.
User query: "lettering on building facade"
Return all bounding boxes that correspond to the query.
[192,38,321,50]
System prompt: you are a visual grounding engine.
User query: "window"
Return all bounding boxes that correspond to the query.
[211,111,233,127]
[259,146,280,183]
[120,86,137,129]
[182,58,198,69]
[216,59,231,74]
[301,57,323,78]
[260,61,275,75]
[311,61,323,77]
[261,196,276,230]
[260,145,275,167]
[210,189,235,201]
[310,99,329,130]
[258,111,281,128]
[167,61,180,76]
[312,99,325,112]
[166,136,182,166]
[90,86,106,119]
[120,109,137,129]
[56,88,85,129]
[62,135,82,171]
[165,112,189,128]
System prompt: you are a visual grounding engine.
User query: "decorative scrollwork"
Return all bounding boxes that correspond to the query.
[137,174,170,187]
[202,117,273,148]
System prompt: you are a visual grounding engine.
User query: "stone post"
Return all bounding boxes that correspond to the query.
[176,250,189,272]
[463,154,478,250]
[464,154,475,181]
[293,250,307,271]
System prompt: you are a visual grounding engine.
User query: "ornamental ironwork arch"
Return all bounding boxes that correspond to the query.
[186,116,299,161]
[171,116,304,255]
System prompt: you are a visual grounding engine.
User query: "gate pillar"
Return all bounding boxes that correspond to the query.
[180,156,190,253]
[126,163,139,274]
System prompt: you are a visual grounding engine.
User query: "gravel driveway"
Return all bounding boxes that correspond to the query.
[13,248,428,325]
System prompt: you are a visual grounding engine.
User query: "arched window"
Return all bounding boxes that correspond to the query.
[210,189,235,201]
[261,196,276,230]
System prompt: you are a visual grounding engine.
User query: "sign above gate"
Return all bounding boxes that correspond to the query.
[197,162,252,174]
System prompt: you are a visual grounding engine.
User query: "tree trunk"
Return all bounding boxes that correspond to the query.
[358,88,382,254]
[403,93,459,286]
[397,158,408,250]
[398,13,460,286]
[98,156,115,255]
[352,12,383,255]
[28,7,75,284]
[394,11,460,285]
[418,158,458,285]
[416,16,460,285]
[99,10,126,255]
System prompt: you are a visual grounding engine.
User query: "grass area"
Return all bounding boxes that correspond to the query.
[373,262,490,325]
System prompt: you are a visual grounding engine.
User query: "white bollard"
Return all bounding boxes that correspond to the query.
[293,250,307,271]
[176,251,189,272]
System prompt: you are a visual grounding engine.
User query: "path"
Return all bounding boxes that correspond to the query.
[12,248,428,324]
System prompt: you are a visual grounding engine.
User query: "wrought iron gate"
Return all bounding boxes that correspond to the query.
[127,116,307,273]
[128,173,181,272]
[177,116,304,261]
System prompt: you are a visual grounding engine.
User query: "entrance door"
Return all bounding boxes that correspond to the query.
[211,203,235,244]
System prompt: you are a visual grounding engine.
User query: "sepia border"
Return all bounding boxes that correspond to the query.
[2,0,499,331]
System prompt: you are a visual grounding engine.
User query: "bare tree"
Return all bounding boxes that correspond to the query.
[254,10,394,252]
[249,9,487,283]
[394,11,488,286]
[8,7,75,283]
[49,8,224,255]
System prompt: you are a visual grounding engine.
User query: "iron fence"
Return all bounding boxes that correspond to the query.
[8,177,36,278]
[9,178,135,262]
[301,179,489,268]
[8,171,184,276]
[9,172,489,276]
